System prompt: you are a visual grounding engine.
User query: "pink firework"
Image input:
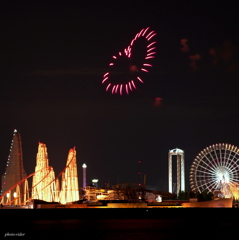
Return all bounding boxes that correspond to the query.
[102,27,157,95]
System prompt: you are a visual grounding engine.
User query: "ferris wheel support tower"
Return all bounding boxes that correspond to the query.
[168,148,185,195]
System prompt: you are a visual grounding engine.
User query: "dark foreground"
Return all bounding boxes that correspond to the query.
[1,208,237,239]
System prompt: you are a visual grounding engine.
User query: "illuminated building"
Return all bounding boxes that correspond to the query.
[32,142,56,202]
[168,148,185,195]
[83,185,162,203]
[92,179,98,188]
[84,186,124,202]
[1,129,27,202]
[224,183,239,200]
[82,163,87,189]
[59,147,79,204]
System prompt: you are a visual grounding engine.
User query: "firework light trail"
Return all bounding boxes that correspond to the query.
[102,27,157,95]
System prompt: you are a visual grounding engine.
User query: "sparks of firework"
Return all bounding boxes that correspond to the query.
[102,27,157,95]
[154,97,162,107]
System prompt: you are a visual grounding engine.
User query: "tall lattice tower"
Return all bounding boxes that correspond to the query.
[60,147,79,204]
[1,129,27,198]
[168,148,185,195]
[32,142,56,202]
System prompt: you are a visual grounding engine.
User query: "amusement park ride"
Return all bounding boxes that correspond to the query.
[0,130,79,206]
[189,143,239,200]
[1,130,239,208]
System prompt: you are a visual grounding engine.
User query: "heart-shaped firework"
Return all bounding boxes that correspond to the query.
[102,27,157,95]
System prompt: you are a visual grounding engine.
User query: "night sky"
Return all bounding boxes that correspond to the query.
[1,1,239,192]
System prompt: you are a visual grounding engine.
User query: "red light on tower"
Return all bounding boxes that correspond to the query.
[138,161,141,186]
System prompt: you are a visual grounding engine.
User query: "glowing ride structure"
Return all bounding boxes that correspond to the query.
[168,148,185,195]
[59,148,79,204]
[1,129,27,200]
[82,163,87,189]
[32,143,56,202]
[0,142,80,206]
[190,143,239,198]
[102,27,157,95]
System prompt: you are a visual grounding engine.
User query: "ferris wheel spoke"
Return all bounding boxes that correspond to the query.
[228,174,239,181]
[225,153,235,169]
[195,168,215,176]
[214,147,221,167]
[223,149,232,168]
[229,155,239,171]
[195,179,206,185]
[213,147,222,168]
[207,177,220,190]
[194,175,207,178]
[226,162,239,175]
[229,178,239,184]
[226,167,237,175]
[208,150,221,170]
[219,146,223,166]
[226,148,233,163]
[210,179,219,189]
[196,157,218,173]
[220,147,227,167]
[222,164,233,172]
[196,181,207,191]
[197,179,217,192]
[222,159,229,169]
[224,155,232,170]
[203,154,219,172]
[199,181,217,191]
[198,166,215,175]
[196,176,216,185]
[210,180,220,191]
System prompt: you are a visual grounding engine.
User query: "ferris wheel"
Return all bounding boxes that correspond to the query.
[190,143,239,193]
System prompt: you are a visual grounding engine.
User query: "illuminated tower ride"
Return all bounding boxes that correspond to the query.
[32,142,56,202]
[60,147,79,203]
[1,129,27,201]
[168,148,185,195]
[82,163,87,189]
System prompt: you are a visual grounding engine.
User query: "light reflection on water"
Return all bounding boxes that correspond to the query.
[9,218,236,240]
[1,208,237,240]
[29,219,184,239]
